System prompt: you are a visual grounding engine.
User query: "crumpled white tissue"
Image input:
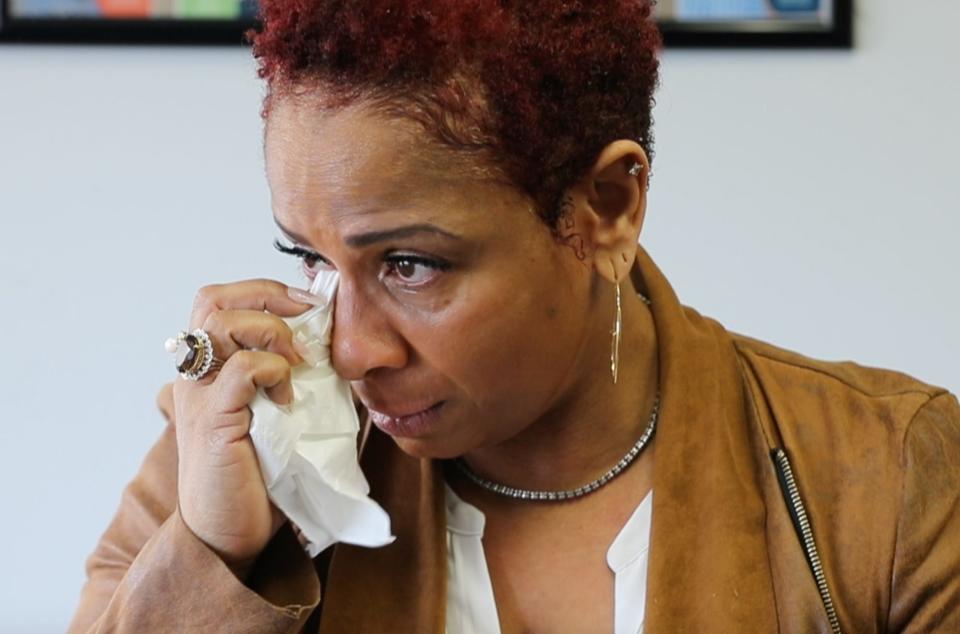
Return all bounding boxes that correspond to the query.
[248,270,394,557]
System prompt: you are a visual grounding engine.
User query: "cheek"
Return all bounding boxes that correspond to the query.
[402,274,584,413]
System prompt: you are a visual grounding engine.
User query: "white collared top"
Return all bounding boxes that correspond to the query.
[445,484,653,634]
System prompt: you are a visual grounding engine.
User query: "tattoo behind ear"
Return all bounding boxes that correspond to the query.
[557,195,588,262]
[556,196,574,231]
[563,234,587,261]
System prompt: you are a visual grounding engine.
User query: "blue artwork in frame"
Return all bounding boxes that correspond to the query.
[771,0,821,11]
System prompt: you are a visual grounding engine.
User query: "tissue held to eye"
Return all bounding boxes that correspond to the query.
[169,278,332,573]
[248,269,394,557]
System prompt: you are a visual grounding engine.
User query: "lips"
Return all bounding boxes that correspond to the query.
[363,400,439,419]
[364,401,445,438]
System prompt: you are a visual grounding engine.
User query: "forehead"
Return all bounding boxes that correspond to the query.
[263,96,529,234]
[265,99,432,210]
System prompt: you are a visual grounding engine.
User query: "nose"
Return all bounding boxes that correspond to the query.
[330,282,409,381]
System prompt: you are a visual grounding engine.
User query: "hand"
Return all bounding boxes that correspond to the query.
[172,280,313,572]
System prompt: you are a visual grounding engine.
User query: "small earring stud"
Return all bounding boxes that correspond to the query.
[628,162,643,177]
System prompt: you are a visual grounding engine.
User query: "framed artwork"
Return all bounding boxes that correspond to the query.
[656,0,852,47]
[0,0,258,44]
[0,0,852,47]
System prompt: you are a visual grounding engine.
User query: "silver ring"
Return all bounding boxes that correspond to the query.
[164,329,225,381]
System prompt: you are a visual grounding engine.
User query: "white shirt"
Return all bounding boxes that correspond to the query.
[444,484,653,634]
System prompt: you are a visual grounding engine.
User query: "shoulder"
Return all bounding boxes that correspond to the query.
[731,333,944,404]
[729,334,960,626]
[727,332,959,498]
[730,333,951,446]
[727,332,960,534]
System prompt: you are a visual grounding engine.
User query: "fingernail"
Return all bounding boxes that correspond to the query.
[287,287,323,306]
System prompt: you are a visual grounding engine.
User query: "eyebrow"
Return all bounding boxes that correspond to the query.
[274,217,462,250]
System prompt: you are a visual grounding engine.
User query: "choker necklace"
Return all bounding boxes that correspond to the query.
[454,390,660,501]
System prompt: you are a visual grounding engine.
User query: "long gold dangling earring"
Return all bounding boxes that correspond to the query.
[611,283,622,384]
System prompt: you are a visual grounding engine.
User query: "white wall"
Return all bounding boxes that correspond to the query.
[1,0,957,629]
[649,1,960,389]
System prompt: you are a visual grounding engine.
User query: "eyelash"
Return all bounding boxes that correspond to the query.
[272,239,451,286]
[273,239,326,269]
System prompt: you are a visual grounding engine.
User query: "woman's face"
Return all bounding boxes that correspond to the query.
[265,97,602,459]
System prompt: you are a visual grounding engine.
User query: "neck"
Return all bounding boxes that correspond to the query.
[461,285,660,492]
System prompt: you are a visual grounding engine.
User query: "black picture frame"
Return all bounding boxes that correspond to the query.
[659,0,852,48]
[0,0,852,48]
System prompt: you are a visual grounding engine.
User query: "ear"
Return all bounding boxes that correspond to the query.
[564,140,650,285]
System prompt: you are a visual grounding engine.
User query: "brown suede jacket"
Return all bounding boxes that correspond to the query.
[68,248,960,633]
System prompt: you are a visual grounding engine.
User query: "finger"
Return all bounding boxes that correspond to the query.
[190,279,313,330]
[202,309,303,367]
[211,350,294,414]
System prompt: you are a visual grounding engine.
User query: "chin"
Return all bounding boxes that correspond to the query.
[390,435,467,461]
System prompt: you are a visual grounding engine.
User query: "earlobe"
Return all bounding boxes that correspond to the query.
[596,256,617,284]
[595,248,636,285]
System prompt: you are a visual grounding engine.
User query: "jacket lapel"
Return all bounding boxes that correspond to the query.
[633,247,779,632]
[318,427,447,632]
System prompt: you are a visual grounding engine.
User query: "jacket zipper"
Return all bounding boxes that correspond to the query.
[771,448,842,634]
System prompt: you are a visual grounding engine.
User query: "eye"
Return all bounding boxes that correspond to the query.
[273,239,330,279]
[382,254,449,288]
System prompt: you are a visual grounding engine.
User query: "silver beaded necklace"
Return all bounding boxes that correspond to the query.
[453,391,660,501]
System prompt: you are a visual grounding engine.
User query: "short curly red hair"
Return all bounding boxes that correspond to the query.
[250,1,661,230]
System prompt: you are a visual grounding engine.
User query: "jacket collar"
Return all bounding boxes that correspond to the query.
[319,246,778,632]
[634,247,778,630]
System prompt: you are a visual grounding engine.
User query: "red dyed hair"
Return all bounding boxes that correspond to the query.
[250,0,662,230]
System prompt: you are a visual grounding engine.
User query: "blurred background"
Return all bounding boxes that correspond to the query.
[1,0,958,630]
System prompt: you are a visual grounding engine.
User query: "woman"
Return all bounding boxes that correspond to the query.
[69,1,959,632]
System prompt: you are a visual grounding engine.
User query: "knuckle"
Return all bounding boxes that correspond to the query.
[202,309,225,333]
[270,321,294,349]
[260,352,288,379]
[255,278,284,292]
[256,315,291,349]
[192,284,221,311]
[206,415,249,448]
[230,349,257,371]
[274,315,294,338]
[271,318,296,350]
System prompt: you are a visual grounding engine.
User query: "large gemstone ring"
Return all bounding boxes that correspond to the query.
[164,329,225,381]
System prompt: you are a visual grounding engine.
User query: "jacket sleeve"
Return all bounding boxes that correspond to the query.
[67,383,321,633]
[888,391,960,632]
